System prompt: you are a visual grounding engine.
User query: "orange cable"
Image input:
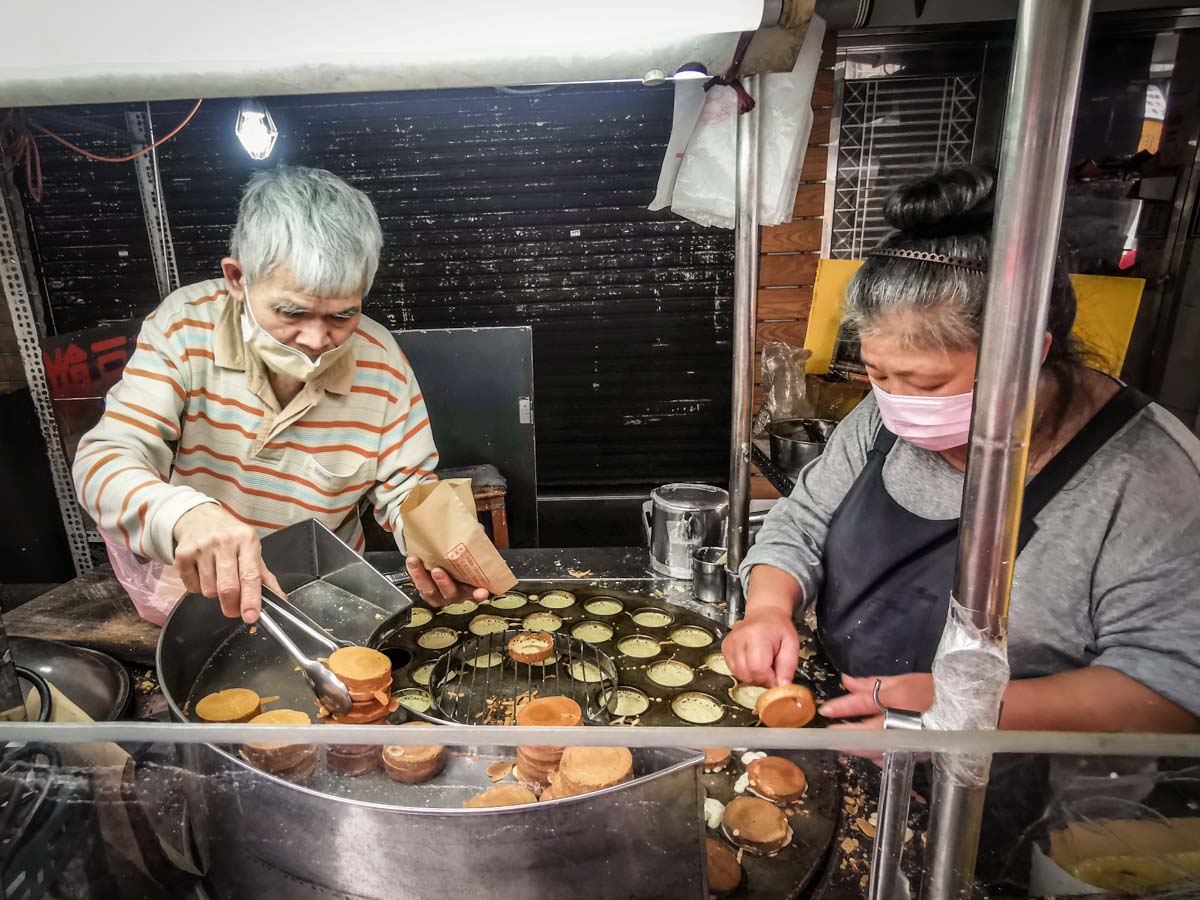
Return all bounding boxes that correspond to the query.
[32,99,203,163]
[0,125,42,201]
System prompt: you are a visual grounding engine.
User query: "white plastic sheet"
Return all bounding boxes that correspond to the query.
[648,80,707,212]
[652,15,827,229]
[758,15,826,224]
[669,85,741,227]
[921,596,1011,787]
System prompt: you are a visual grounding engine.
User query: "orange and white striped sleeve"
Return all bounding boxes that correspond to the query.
[71,315,217,563]
[369,351,439,551]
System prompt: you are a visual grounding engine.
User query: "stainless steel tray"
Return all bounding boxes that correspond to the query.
[159,523,711,899]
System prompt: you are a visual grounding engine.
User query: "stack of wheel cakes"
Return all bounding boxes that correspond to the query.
[382,722,448,783]
[512,697,634,802]
[321,647,400,776]
[514,696,581,788]
[543,746,634,801]
[197,688,318,783]
[239,709,319,784]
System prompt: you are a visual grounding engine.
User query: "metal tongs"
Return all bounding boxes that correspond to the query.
[255,588,355,716]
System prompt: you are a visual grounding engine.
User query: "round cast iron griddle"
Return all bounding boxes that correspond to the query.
[379,582,840,900]
[382,582,774,728]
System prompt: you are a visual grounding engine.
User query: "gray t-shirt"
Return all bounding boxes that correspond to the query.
[742,394,1200,716]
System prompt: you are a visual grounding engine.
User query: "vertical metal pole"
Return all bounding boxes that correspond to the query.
[127,104,181,299]
[952,0,1094,639]
[0,174,94,576]
[0,618,26,721]
[727,76,761,625]
[820,55,844,260]
[921,1,1092,898]
[869,750,916,900]
[869,686,923,900]
[0,172,77,718]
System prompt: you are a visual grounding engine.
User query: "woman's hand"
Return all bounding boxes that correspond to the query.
[822,669,1200,735]
[723,607,801,688]
[724,565,806,687]
[820,673,935,730]
[406,557,490,607]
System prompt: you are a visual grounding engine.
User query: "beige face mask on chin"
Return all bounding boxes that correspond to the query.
[240,284,353,383]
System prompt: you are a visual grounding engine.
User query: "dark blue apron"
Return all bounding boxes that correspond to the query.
[817,385,1150,678]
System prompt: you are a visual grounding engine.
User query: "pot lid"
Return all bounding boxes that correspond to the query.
[651,483,729,512]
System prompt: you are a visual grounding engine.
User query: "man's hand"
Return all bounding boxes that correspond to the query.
[722,607,801,688]
[820,673,935,730]
[172,503,283,623]
[406,557,489,607]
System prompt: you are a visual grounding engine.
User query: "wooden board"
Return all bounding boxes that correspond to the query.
[756,320,812,353]
[4,565,160,665]
[760,253,820,287]
[810,108,833,148]
[793,182,827,219]
[752,473,783,500]
[812,67,836,107]
[800,145,829,181]
[761,220,824,254]
[757,287,813,320]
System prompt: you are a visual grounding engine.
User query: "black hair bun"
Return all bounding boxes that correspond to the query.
[883,165,995,233]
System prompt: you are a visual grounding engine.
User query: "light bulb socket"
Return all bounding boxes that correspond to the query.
[672,63,710,81]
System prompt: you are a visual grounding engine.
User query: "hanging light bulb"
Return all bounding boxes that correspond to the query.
[235,99,278,160]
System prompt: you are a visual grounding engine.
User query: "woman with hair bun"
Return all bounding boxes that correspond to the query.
[723,166,1200,733]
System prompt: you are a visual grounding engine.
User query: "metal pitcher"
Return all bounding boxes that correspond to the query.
[642,483,729,579]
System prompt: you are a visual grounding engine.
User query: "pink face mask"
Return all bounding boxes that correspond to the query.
[871,384,974,451]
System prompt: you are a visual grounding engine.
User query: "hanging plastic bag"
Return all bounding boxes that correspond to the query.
[754,341,815,436]
[648,79,708,211]
[669,84,740,228]
[758,15,826,225]
[103,532,187,626]
[654,15,827,229]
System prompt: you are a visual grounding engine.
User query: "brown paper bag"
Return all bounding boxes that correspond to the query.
[400,478,518,594]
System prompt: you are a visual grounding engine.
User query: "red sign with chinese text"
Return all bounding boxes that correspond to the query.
[41,321,141,400]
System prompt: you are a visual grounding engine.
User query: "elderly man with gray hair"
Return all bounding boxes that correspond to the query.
[73,166,485,622]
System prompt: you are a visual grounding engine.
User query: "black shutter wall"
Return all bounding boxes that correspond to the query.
[18,106,159,332]
[20,84,734,493]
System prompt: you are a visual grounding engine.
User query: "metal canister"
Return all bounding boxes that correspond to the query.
[643,484,729,579]
[691,546,727,605]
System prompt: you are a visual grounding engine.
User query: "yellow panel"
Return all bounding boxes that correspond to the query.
[804,258,862,375]
[1069,274,1144,376]
[802,259,1144,378]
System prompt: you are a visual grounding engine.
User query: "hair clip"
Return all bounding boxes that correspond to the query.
[867,248,987,272]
